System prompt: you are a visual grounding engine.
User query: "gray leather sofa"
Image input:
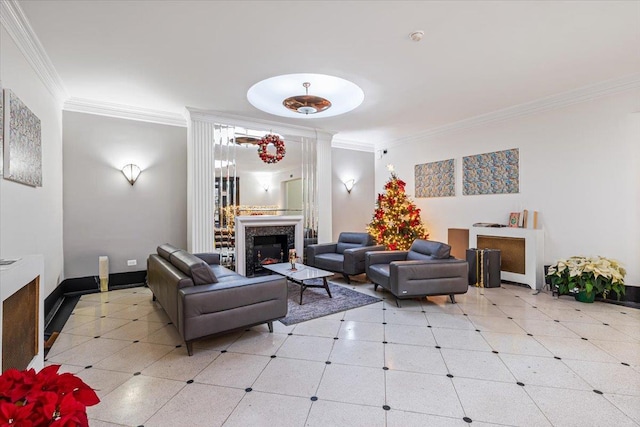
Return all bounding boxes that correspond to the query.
[365,239,469,306]
[306,232,385,283]
[147,244,288,355]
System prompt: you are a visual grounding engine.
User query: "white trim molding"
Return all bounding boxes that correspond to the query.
[332,138,375,152]
[381,73,640,150]
[0,0,68,105]
[64,98,187,127]
[185,108,335,141]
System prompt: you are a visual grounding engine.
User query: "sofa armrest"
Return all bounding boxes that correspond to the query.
[366,251,408,270]
[343,245,386,275]
[390,259,468,283]
[306,243,338,266]
[193,253,221,266]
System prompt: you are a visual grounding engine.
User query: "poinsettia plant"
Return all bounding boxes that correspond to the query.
[0,364,99,427]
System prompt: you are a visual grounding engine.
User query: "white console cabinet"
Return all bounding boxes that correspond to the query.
[469,227,544,290]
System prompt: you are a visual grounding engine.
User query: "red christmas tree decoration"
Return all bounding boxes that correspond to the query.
[367,172,429,250]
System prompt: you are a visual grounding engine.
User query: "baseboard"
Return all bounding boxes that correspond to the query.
[44,270,147,335]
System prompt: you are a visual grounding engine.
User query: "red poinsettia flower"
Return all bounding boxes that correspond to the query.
[388,242,398,250]
[0,400,37,427]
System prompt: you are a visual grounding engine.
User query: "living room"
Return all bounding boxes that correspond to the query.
[1,1,639,426]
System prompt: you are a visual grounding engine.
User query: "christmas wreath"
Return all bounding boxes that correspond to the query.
[257,134,286,164]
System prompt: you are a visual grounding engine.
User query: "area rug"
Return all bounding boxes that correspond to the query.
[279,280,381,326]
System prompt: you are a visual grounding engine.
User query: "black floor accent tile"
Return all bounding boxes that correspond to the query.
[186,379,194,384]
[85,365,92,369]
[383,405,390,411]
[527,333,533,336]
[492,350,499,354]
[288,333,293,335]
[447,374,454,378]
[554,356,562,360]
[245,387,252,392]
[581,337,588,340]
[310,396,318,401]
[270,355,276,358]
[221,350,227,353]
[435,346,441,349]
[334,337,339,340]
[475,329,480,332]
[382,322,387,325]
[382,341,388,344]
[133,372,141,376]
[325,361,331,365]
[516,382,525,386]
[507,317,513,319]
[427,325,432,328]
[175,344,182,348]
[383,367,389,370]
[94,336,100,339]
[621,362,630,366]
[593,389,603,394]
[133,340,139,343]
[463,416,472,423]
[554,320,560,322]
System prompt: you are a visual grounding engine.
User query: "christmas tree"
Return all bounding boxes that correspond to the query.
[367,171,429,250]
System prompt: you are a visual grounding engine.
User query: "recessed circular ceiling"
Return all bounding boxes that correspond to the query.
[247,73,364,119]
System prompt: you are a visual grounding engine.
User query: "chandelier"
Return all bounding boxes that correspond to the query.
[282,82,331,115]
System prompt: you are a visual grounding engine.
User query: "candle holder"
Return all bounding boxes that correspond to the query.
[289,249,297,271]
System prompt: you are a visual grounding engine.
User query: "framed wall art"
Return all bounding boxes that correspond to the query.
[3,89,42,187]
[463,148,519,195]
[415,158,455,198]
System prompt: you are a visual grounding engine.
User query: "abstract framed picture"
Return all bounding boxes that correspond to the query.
[463,148,519,195]
[3,89,42,187]
[415,158,455,198]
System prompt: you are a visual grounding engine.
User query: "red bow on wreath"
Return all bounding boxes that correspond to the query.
[257,134,286,164]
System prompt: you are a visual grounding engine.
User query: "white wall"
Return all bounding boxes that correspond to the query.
[376,89,640,286]
[0,27,64,297]
[332,148,375,241]
[63,112,187,278]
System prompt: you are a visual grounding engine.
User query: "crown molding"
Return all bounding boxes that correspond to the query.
[64,98,188,127]
[0,0,68,104]
[185,108,335,140]
[382,73,640,150]
[331,138,375,152]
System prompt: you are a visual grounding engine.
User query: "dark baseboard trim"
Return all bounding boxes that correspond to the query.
[44,270,147,337]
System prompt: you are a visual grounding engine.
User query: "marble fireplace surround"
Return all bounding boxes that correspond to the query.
[235,215,304,276]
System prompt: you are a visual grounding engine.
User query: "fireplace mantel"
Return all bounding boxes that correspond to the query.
[235,216,304,276]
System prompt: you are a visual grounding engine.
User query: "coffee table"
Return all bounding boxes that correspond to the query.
[262,263,333,305]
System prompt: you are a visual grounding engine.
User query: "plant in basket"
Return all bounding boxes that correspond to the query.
[0,364,99,426]
[546,256,626,302]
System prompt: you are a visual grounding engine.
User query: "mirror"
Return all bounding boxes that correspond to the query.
[212,125,316,266]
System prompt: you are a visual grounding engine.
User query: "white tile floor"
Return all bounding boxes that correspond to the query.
[46,281,640,426]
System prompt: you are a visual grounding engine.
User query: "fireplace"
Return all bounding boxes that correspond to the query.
[245,227,295,277]
[0,255,45,372]
[235,216,304,276]
[252,234,289,276]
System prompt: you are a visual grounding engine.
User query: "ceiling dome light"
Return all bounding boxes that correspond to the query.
[247,73,364,119]
[283,82,332,115]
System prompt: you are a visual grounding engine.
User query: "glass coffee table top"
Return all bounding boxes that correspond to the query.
[262,263,333,304]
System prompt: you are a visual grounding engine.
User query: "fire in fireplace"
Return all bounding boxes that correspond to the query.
[253,234,288,276]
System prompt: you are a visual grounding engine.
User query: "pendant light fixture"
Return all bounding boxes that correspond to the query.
[282,82,332,115]
[247,73,364,119]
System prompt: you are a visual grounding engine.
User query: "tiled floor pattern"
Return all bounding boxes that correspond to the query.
[46,281,640,426]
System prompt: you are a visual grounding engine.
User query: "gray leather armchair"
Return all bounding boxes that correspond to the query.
[307,232,385,283]
[366,239,469,306]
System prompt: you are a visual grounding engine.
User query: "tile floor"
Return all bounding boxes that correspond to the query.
[46,280,640,426]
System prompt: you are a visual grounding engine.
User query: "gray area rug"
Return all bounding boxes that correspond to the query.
[279,280,381,326]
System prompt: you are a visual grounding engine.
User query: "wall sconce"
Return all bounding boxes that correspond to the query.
[121,164,141,185]
[343,179,355,194]
[262,183,270,192]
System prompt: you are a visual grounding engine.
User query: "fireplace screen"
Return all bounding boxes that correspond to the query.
[252,234,288,276]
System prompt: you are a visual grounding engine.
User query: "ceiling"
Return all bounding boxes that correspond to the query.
[17,0,640,147]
